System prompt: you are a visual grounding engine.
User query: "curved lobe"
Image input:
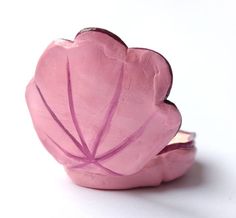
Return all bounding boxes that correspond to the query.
[66,57,91,157]
[35,84,87,156]
[91,65,124,157]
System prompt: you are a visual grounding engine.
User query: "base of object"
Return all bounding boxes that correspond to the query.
[66,130,196,190]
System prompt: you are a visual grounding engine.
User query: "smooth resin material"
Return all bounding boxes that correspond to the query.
[26,28,196,189]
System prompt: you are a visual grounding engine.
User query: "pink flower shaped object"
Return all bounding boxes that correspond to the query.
[26,28,196,189]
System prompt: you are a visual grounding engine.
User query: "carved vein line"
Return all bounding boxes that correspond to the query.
[35,84,87,156]
[66,57,91,157]
[47,135,119,175]
[69,162,90,169]
[91,65,124,157]
[68,161,122,176]
[96,113,156,161]
[35,61,154,177]
[47,135,87,161]
[93,162,122,176]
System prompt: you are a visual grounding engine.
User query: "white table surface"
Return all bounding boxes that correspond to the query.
[0,0,235,217]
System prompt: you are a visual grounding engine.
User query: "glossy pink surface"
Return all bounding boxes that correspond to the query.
[26,28,196,189]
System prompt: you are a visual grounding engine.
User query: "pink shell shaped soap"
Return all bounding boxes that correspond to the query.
[26,28,196,189]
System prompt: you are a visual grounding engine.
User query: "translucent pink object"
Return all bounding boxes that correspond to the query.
[26,28,196,189]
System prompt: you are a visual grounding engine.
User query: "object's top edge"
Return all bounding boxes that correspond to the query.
[75,27,128,48]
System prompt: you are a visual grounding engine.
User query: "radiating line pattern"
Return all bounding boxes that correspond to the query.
[35,57,153,176]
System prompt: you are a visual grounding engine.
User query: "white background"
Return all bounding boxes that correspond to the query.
[0,0,235,217]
